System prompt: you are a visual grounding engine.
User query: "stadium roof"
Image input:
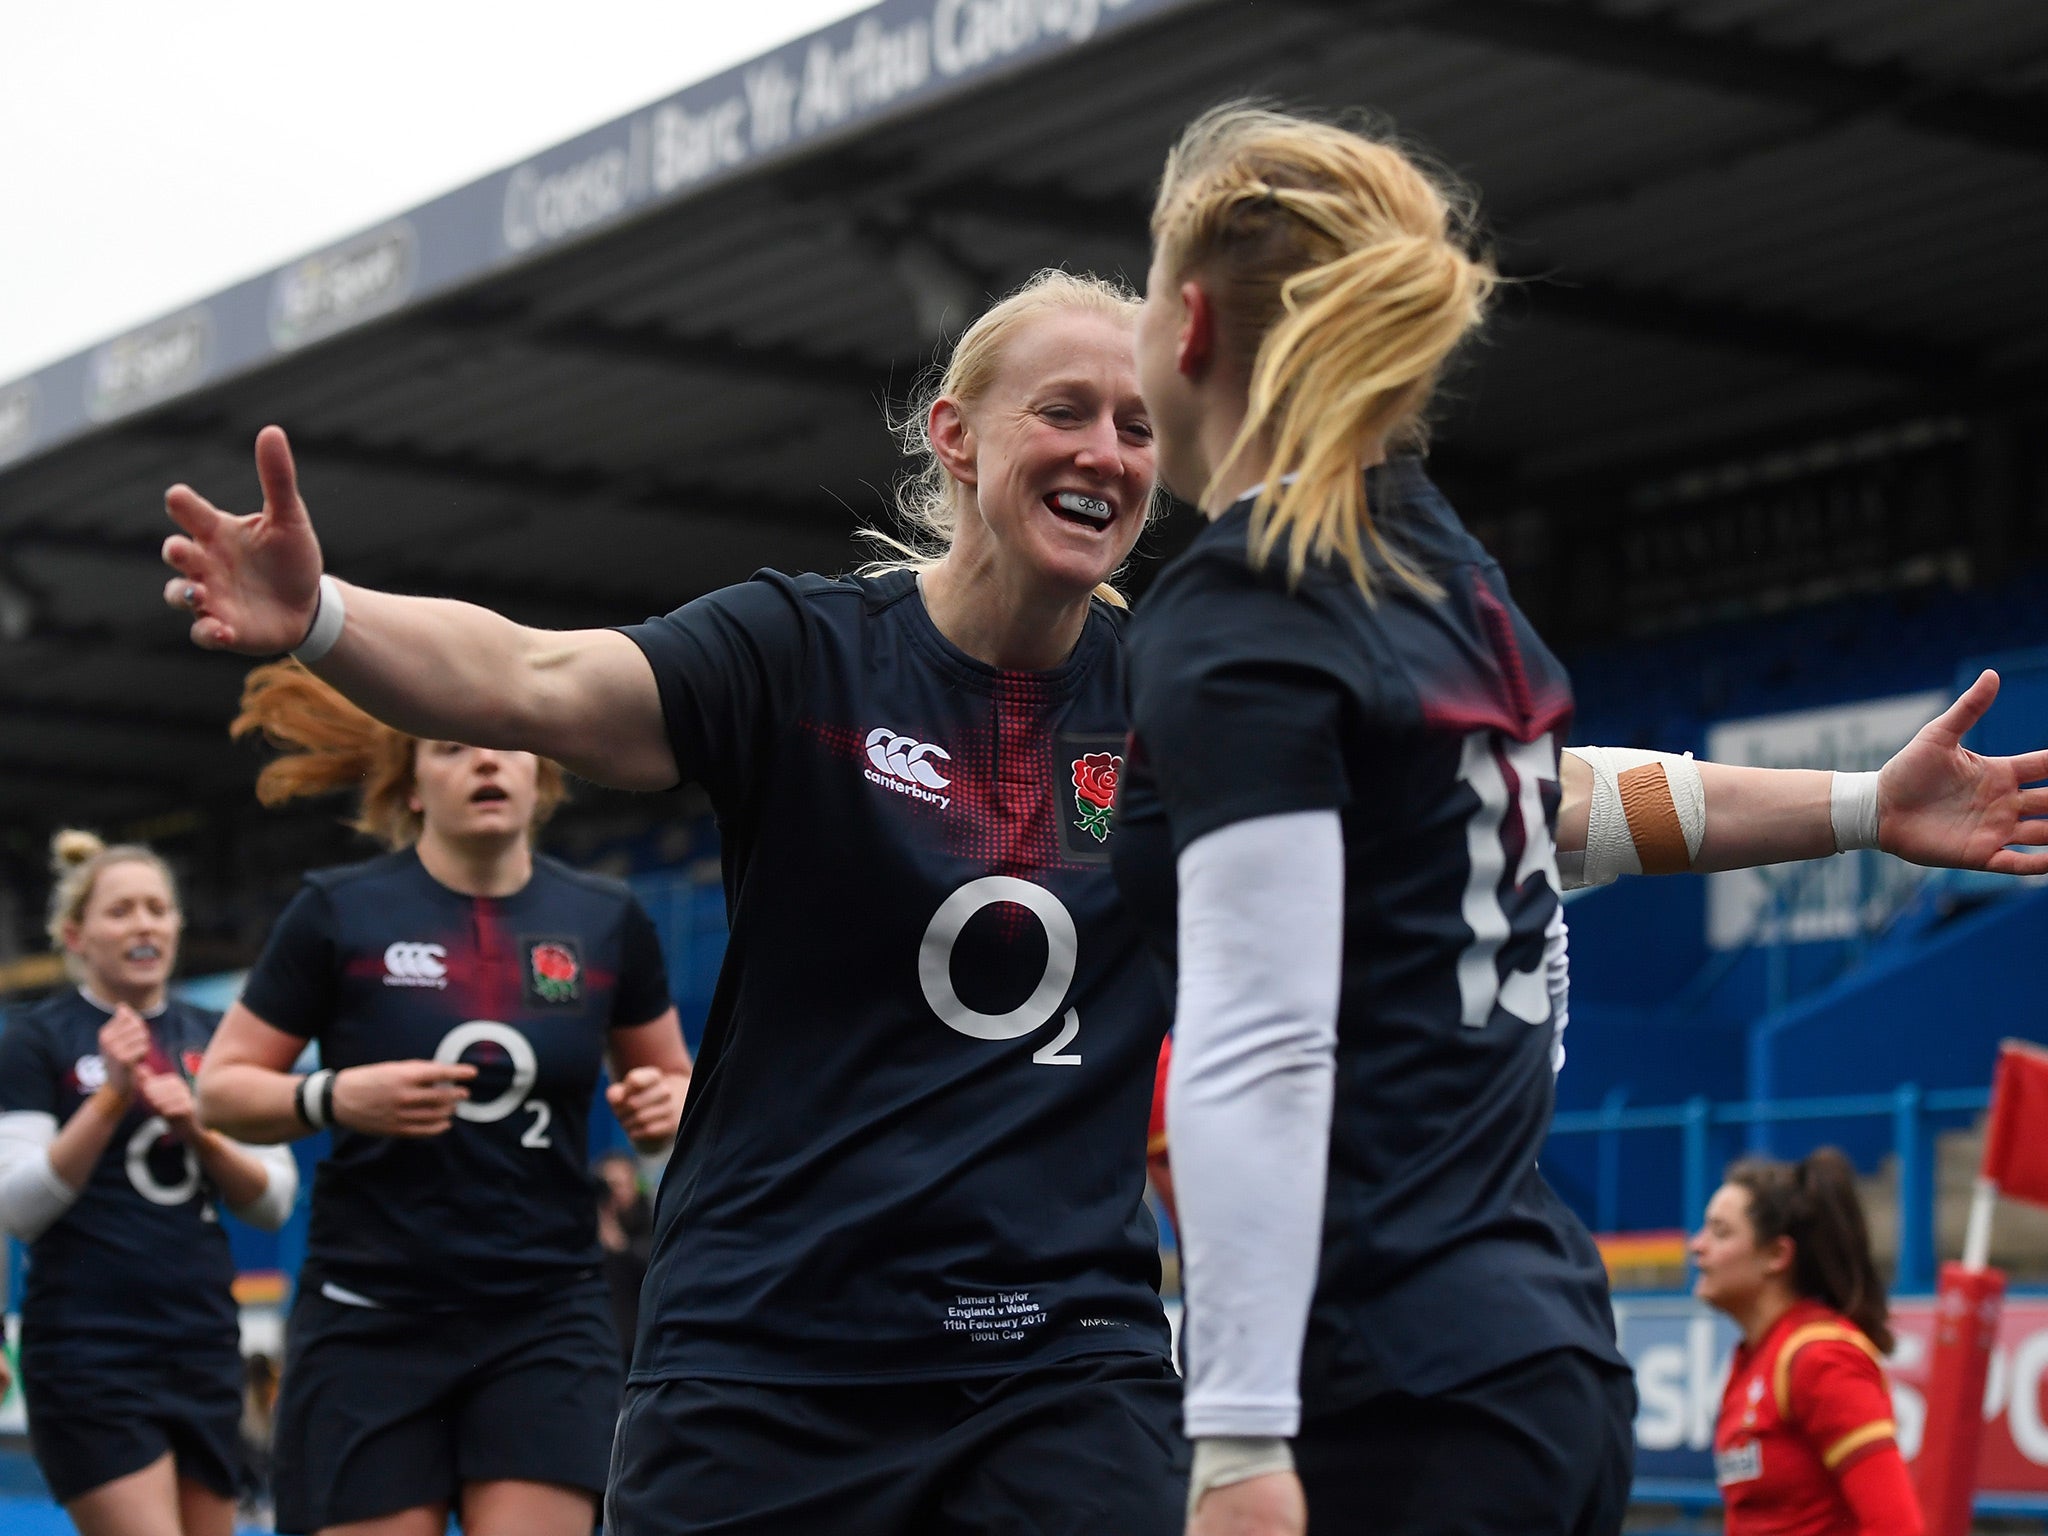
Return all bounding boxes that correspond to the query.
[5,0,2047,831]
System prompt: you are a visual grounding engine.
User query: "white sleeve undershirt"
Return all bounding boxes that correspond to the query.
[226,1141,300,1231]
[0,1111,80,1241]
[1171,808,1344,1440]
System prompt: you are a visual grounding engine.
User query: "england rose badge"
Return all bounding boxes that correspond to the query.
[1071,751,1122,843]
[525,939,583,1005]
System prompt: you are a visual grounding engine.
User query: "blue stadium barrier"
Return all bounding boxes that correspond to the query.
[1549,1083,1989,1293]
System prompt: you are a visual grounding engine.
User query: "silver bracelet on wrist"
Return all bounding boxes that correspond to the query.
[292,575,346,664]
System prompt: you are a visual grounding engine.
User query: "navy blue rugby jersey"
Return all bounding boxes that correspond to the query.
[0,990,238,1365]
[240,849,671,1309]
[618,568,1172,1384]
[1114,458,1624,1416]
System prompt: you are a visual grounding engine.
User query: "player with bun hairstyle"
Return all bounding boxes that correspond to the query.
[0,832,296,1536]
[196,663,691,1536]
[1694,1152,1923,1536]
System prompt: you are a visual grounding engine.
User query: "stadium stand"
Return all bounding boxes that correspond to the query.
[5,0,2048,1525]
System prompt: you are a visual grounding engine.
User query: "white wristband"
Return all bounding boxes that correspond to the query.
[300,1068,336,1130]
[1831,770,1881,853]
[292,575,346,664]
[1188,1436,1295,1517]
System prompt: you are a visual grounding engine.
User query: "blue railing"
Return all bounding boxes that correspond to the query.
[1550,1082,1991,1290]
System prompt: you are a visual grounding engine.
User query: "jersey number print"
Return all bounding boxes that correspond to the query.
[1456,730,1560,1029]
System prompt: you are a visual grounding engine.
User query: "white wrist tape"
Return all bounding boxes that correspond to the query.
[1830,771,1881,853]
[1188,1436,1295,1517]
[292,575,346,663]
[300,1068,336,1131]
[1561,746,1706,890]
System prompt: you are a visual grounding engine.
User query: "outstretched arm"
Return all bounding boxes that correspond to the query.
[1558,670,2048,884]
[162,426,677,790]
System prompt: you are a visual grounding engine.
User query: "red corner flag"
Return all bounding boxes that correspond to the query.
[1983,1040,2048,1210]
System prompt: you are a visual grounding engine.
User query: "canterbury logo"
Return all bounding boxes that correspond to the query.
[382,941,448,988]
[863,727,953,810]
[866,728,952,788]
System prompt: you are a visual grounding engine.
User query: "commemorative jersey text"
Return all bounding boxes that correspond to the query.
[621,570,1171,1383]
[0,992,238,1362]
[1116,459,1622,1410]
[240,849,668,1309]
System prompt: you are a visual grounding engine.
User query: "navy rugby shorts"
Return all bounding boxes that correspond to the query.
[23,1346,242,1505]
[1293,1345,1637,1536]
[271,1276,620,1533]
[607,1350,1188,1535]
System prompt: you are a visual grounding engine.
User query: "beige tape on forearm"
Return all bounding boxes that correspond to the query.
[1564,746,1707,889]
[1617,763,1693,874]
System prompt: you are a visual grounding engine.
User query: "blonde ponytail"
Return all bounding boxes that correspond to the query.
[1152,105,1495,596]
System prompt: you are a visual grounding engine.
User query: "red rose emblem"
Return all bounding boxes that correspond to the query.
[1073,753,1120,810]
[530,941,581,1002]
[1070,752,1123,842]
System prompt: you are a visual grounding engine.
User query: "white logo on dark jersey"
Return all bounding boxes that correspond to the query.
[126,1116,200,1206]
[864,727,953,809]
[383,941,448,988]
[73,1054,107,1092]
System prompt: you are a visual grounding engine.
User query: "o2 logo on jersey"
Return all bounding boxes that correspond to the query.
[1454,730,1560,1030]
[432,1021,552,1148]
[126,1118,200,1207]
[919,876,1082,1067]
[382,941,448,989]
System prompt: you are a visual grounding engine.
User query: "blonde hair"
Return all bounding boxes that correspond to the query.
[231,662,567,849]
[862,267,1153,609]
[1151,103,1495,596]
[45,830,180,975]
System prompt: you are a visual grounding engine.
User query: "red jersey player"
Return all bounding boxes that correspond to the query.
[1694,1151,1922,1536]
[1146,1036,1175,1231]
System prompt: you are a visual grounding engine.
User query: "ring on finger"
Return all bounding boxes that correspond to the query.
[182,583,199,609]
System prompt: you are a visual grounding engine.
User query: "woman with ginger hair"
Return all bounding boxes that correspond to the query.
[196,663,690,1536]
[0,831,296,1536]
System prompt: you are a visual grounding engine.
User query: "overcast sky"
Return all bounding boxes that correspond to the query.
[0,1,871,384]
